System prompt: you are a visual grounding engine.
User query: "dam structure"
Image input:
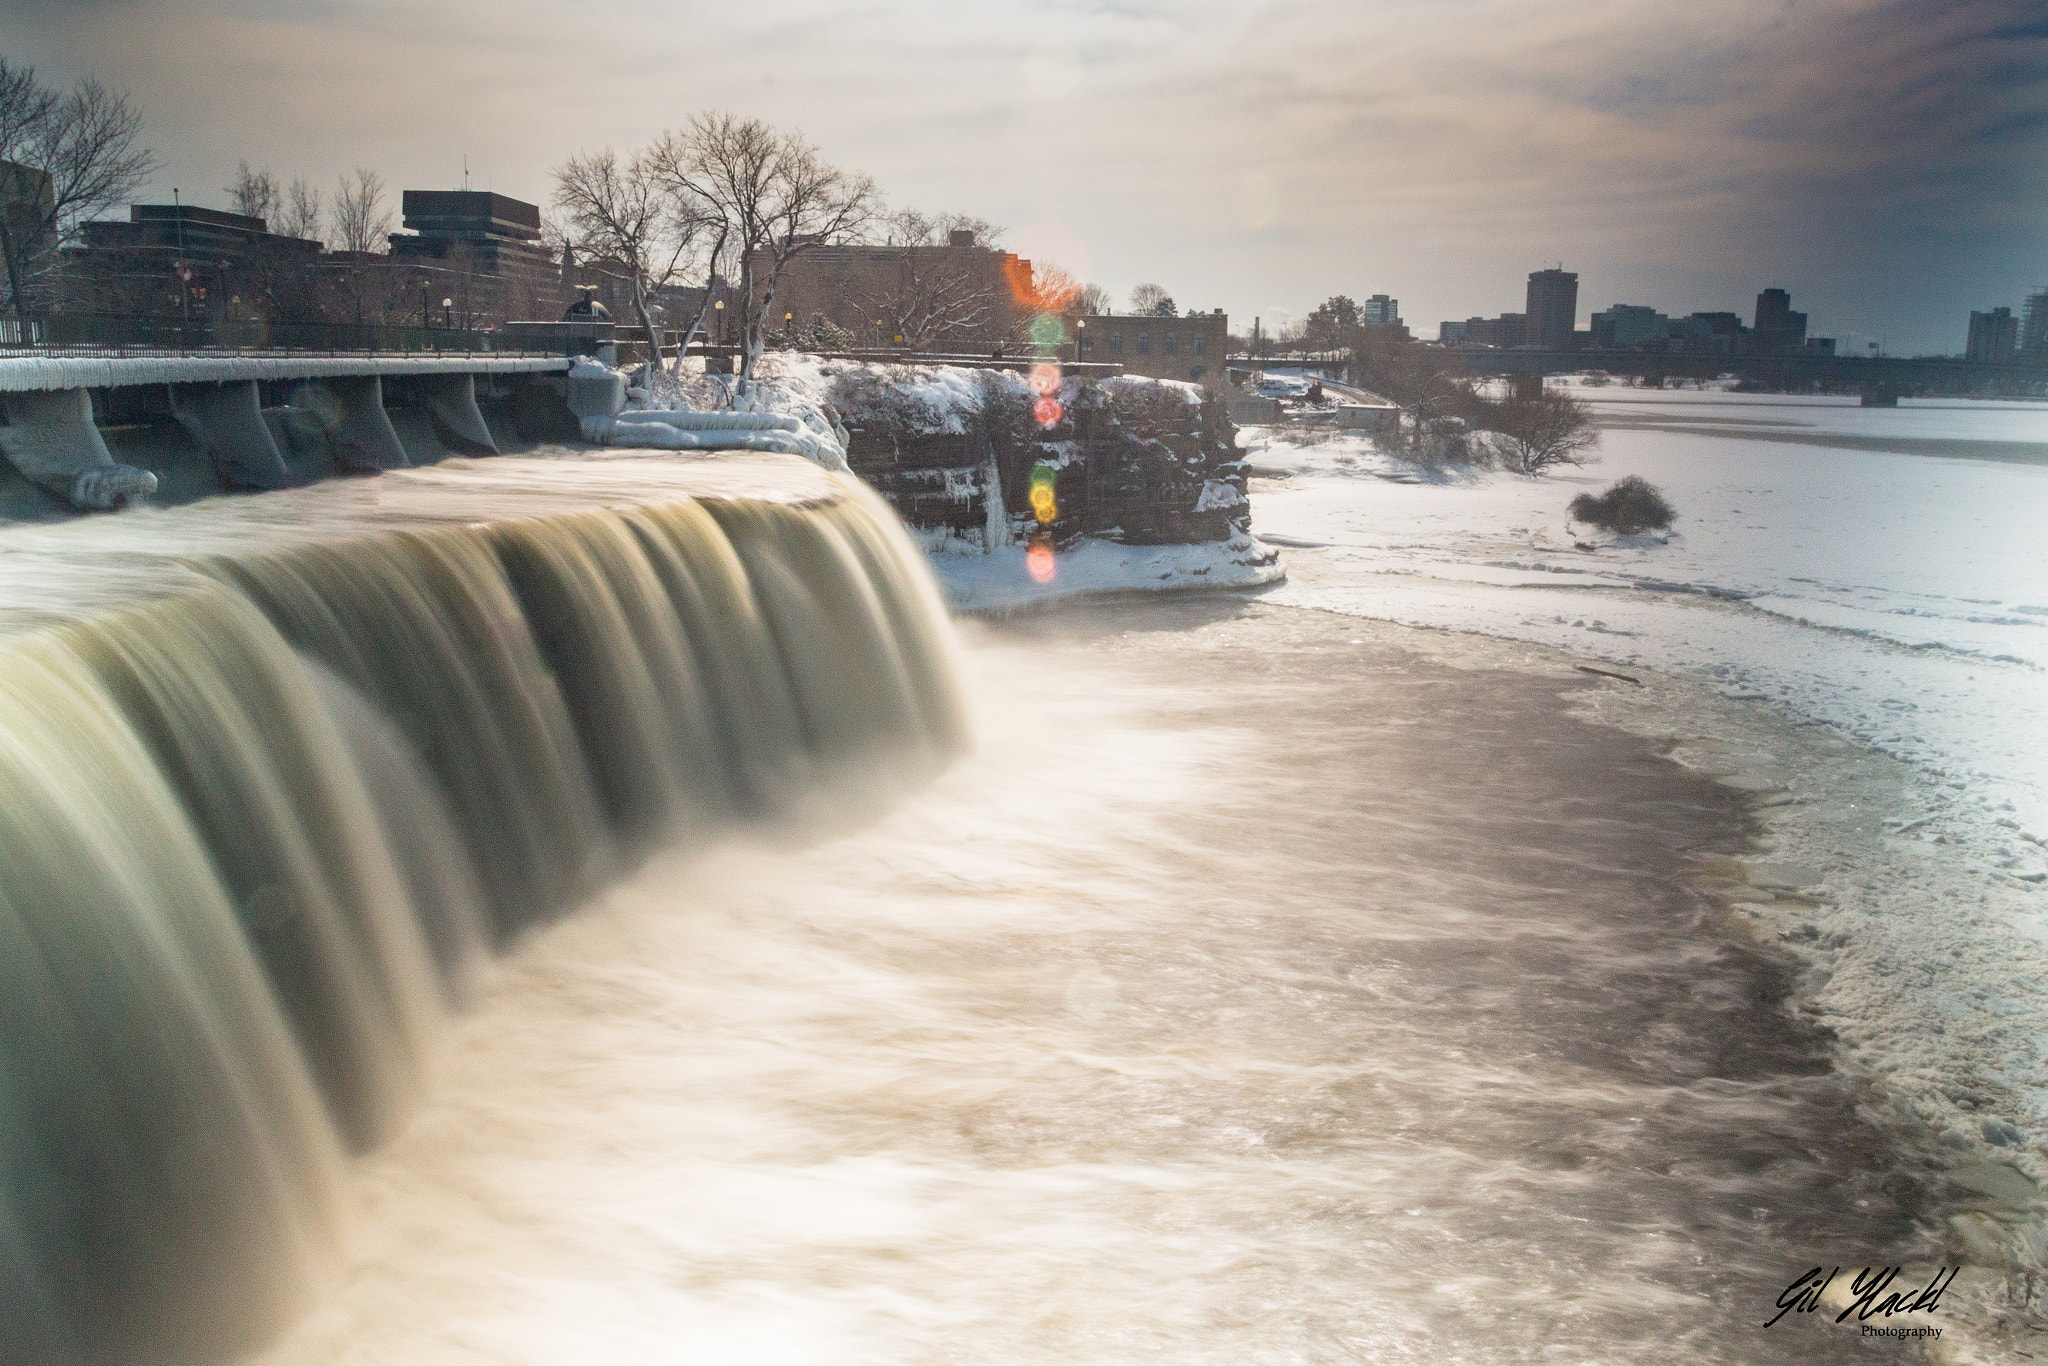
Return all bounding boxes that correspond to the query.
[0,351,578,512]
[0,446,967,1364]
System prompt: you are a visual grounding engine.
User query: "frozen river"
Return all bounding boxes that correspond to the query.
[1247,389,2048,1322]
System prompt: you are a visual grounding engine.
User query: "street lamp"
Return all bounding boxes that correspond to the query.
[442,297,454,332]
[713,297,724,346]
[1075,316,1086,364]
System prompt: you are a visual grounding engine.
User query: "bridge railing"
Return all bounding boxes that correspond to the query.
[0,313,519,356]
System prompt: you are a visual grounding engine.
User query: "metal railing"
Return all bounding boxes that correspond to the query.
[0,313,527,356]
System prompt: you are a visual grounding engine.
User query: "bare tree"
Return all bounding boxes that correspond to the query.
[0,59,155,321]
[1129,282,1174,317]
[1078,281,1112,316]
[843,208,1014,351]
[332,167,392,254]
[1353,338,1468,459]
[646,112,878,385]
[883,208,1002,249]
[275,176,322,243]
[554,145,721,387]
[1478,389,1600,474]
[226,160,278,223]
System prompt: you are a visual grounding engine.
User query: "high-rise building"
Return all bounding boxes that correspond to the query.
[1752,287,1808,352]
[2021,289,2048,359]
[1524,268,1578,348]
[1363,294,1402,327]
[1967,307,2018,364]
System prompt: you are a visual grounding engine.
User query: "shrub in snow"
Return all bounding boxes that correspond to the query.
[1568,475,1676,535]
[1377,413,1488,468]
[1475,390,1599,474]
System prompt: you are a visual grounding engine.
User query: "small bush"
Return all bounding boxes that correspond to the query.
[1568,475,1676,535]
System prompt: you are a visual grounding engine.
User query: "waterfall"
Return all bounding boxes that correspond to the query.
[0,479,965,1366]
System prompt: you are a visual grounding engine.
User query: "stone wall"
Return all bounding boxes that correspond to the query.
[835,367,1251,551]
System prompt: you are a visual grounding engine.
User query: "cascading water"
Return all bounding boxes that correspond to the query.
[0,476,966,1366]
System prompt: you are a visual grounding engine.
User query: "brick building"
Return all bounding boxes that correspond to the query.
[1076,310,1228,385]
[747,231,1030,351]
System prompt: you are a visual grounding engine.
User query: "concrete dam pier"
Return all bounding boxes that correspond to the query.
[0,452,965,1364]
[0,353,575,512]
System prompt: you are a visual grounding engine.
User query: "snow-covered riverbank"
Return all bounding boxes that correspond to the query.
[1246,391,2048,1331]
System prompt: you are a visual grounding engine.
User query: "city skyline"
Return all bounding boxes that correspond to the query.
[3,0,2043,356]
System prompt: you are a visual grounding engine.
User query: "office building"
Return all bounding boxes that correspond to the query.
[1752,287,1808,352]
[386,190,563,324]
[1524,268,1578,348]
[1589,304,1669,349]
[1967,308,2017,364]
[2022,289,2048,359]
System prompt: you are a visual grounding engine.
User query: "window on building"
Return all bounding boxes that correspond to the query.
[1165,337,1179,356]
[1190,366,1206,381]
[1080,335,1093,351]
[1193,340,1205,356]
[1137,334,1152,355]
[1110,336,1122,354]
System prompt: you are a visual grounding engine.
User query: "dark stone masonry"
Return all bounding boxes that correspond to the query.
[828,367,1254,551]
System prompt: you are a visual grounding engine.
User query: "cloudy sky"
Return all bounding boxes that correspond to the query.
[7,0,2044,352]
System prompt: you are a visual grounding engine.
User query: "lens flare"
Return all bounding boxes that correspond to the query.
[1030,362,1065,430]
[1028,464,1059,524]
[1026,541,1056,583]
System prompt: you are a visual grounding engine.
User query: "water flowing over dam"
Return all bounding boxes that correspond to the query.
[0,454,966,1365]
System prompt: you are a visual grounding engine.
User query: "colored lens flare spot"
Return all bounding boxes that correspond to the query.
[1034,397,1063,427]
[1027,543,1056,584]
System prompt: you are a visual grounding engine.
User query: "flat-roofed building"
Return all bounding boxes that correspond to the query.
[60,203,324,318]
[1753,287,1808,352]
[386,190,565,326]
[1078,310,1227,385]
[745,230,1030,352]
[1967,307,2018,363]
[1589,304,1670,349]
[1524,268,1578,348]
[2021,289,2048,360]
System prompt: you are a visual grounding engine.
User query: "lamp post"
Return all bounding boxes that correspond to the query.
[1074,316,1085,365]
[442,297,454,333]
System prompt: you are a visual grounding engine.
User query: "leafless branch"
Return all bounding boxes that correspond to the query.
[332,167,392,254]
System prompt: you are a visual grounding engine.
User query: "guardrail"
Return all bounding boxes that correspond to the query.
[0,313,516,356]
